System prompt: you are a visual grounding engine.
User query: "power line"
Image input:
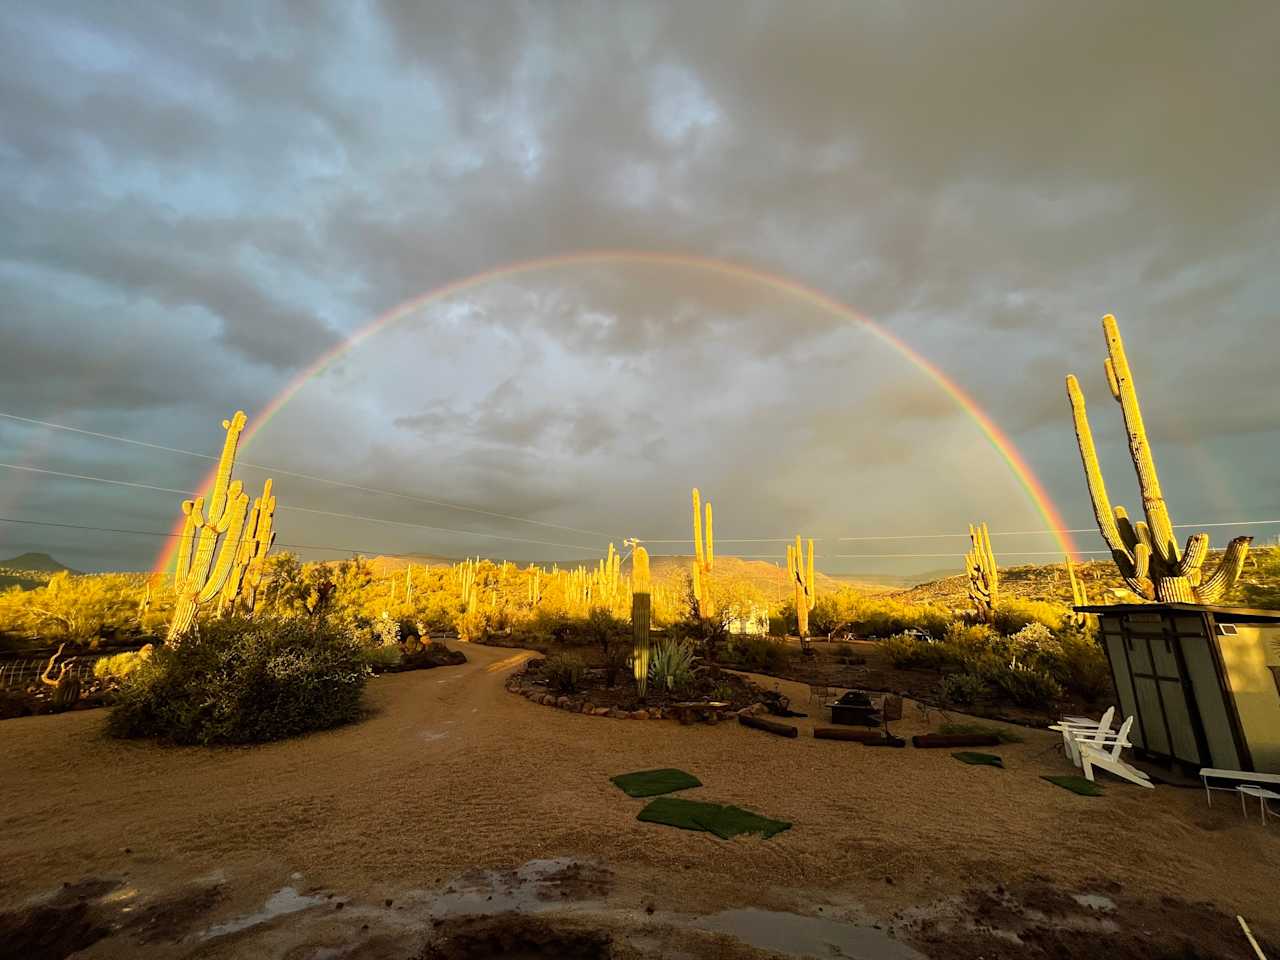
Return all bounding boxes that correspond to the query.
[0,411,617,541]
[0,516,603,561]
[0,462,604,553]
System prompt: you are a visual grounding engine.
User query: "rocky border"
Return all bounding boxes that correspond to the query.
[504,672,770,722]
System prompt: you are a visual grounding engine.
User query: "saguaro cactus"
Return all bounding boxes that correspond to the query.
[219,477,277,617]
[631,545,652,698]
[169,412,253,642]
[1066,315,1251,603]
[965,522,999,621]
[786,536,816,637]
[458,558,479,614]
[691,488,715,617]
[1066,557,1091,627]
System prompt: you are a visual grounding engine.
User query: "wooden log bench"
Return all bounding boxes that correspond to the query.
[669,700,733,725]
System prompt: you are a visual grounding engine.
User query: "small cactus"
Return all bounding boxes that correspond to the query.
[691,488,715,617]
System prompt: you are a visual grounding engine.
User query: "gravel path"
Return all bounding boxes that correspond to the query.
[0,643,1276,958]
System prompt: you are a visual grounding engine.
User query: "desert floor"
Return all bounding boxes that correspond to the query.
[1,642,1277,959]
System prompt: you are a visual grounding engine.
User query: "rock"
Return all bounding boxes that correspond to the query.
[609,708,627,720]
[632,710,649,720]
[542,695,557,706]
[556,696,571,708]
[651,709,663,719]
[582,702,595,714]
[594,707,612,716]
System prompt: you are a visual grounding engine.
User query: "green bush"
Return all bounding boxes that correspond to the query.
[1042,628,1112,702]
[993,598,1066,634]
[93,644,155,682]
[976,656,1064,708]
[880,632,966,672]
[362,645,403,670]
[721,635,790,674]
[649,639,697,694]
[940,672,988,706]
[544,652,587,693]
[107,618,369,745]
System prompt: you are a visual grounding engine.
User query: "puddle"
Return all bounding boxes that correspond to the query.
[429,858,610,918]
[693,908,927,959]
[1072,893,1116,912]
[200,886,326,939]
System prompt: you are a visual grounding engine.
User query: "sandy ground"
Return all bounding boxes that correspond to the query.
[1,643,1277,959]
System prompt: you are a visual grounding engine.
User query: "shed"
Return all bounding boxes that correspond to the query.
[1076,603,1280,774]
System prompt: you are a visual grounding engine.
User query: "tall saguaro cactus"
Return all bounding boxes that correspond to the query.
[1066,557,1091,627]
[691,487,715,617]
[631,545,652,698]
[169,412,253,641]
[965,522,999,621]
[1066,315,1251,603]
[786,536,816,637]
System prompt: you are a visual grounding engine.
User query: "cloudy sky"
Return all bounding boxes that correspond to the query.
[1,1,1277,575]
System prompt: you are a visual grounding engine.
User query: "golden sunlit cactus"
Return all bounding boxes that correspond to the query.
[169,412,254,642]
[458,558,479,614]
[219,477,277,617]
[965,522,999,621]
[691,488,715,617]
[528,566,541,607]
[1066,557,1091,627]
[591,543,622,612]
[1067,315,1251,603]
[786,536,816,637]
[630,544,652,698]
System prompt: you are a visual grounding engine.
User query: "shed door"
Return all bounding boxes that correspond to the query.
[1127,631,1204,766]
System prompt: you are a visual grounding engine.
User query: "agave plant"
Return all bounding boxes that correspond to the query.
[649,638,697,694]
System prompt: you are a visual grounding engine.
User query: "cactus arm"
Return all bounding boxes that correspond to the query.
[197,487,250,604]
[174,498,200,591]
[1067,375,1135,567]
[1179,533,1209,584]
[205,411,248,528]
[1101,316,1179,565]
[1196,536,1253,604]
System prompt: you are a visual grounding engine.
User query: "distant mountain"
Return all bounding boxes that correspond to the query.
[0,552,78,573]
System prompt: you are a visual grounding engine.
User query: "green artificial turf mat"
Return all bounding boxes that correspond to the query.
[953,751,1004,767]
[1041,774,1105,796]
[637,797,792,839]
[610,768,702,797]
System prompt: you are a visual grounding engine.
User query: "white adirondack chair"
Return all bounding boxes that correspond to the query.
[1048,706,1115,765]
[1079,717,1153,789]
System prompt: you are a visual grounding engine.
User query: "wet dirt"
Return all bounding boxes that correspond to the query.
[417,913,613,960]
[895,878,1280,960]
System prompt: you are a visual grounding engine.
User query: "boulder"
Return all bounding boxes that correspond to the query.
[582,702,595,714]
[608,708,627,719]
[593,707,612,716]
[556,696,571,709]
[632,710,649,720]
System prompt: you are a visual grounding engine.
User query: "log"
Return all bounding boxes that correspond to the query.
[738,714,798,738]
[911,733,1001,748]
[814,727,887,743]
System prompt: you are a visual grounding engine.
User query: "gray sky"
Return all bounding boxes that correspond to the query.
[1,1,1278,574]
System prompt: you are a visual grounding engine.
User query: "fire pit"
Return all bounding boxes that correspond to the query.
[829,690,882,727]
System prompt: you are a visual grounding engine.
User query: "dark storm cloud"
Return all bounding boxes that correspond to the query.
[1,0,1276,571]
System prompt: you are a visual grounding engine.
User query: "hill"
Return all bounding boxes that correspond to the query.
[0,552,76,573]
[625,554,896,599]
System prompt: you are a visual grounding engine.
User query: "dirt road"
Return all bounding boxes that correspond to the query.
[1,643,1276,959]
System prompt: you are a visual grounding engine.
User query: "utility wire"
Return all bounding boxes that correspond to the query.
[0,516,603,561]
[0,412,618,540]
[0,462,603,553]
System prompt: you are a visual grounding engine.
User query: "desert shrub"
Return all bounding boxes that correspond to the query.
[107,618,369,745]
[976,656,1064,708]
[649,639,697,694]
[993,598,1066,634]
[543,652,587,693]
[92,644,155,682]
[1041,628,1112,702]
[839,597,950,640]
[880,632,966,672]
[721,635,790,674]
[940,672,988,706]
[402,641,465,670]
[454,608,492,642]
[583,609,630,686]
[362,645,403,671]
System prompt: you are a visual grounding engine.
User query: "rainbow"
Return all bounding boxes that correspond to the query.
[153,250,1081,572]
